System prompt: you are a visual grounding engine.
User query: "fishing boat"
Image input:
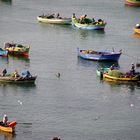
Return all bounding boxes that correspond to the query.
[133,24,140,34]
[77,48,122,61]
[0,70,37,83]
[125,0,140,6]
[37,14,71,25]
[102,68,140,82]
[104,73,140,82]
[72,14,106,30]
[0,76,37,83]
[4,42,30,57]
[0,48,8,57]
[0,121,16,133]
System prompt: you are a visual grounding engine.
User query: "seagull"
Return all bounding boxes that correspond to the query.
[56,73,60,78]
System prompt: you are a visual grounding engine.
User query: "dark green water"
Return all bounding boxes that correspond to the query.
[0,0,140,140]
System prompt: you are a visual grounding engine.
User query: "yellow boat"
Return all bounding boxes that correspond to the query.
[0,121,16,133]
[103,73,140,82]
[133,27,140,34]
[125,0,140,6]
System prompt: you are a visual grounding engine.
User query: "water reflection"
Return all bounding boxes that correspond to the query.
[104,80,140,93]
[132,33,140,39]
[0,0,12,5]
[0,82,37,97]
[0,56,30,67]
[76,29,105,39]
[0,131,15,140]
[8,55,30,63]
[77,57,98,68]
[77,57,120,68]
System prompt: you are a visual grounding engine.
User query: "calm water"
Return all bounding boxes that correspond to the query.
[0,0,140,140]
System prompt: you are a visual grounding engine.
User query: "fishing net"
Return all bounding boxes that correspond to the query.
[108,70,123,78]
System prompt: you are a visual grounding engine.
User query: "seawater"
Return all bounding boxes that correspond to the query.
[0,0,140,140]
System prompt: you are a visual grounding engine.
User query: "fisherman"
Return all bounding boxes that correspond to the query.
[80,14,87,24]
[3,114,8,124]
[2,68,7,76]
[13,70,20,78]
[130,63,135,75]
[110,64,115,70]
[72,13,76,18]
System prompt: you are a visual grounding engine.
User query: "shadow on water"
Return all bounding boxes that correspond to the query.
[0,130,16,140]
[103,80,140,93]
[77,57,120,68]
[0,82,36,88]
[0,0,12,5]
[0,56,30,67]
[132,33,140,39]
[73,28,105,39]
[8,55,30,63]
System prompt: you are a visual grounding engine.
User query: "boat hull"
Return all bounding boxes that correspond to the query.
[133,28,140,34]
[77,48,121,61]
[0,76,37,83]
[72,18,106,30]
[104,73,140,82]
[37,16,72,25]
[0,48,8,57]
[0,121,16,133]
[125,0,140,6]
[0,50,8,57]
[4,43,30,57]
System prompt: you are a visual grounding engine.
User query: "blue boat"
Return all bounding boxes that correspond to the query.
[77,48,122,61]
[0,48,8,57]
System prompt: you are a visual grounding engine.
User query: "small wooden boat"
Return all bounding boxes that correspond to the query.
[72,16,106,30]
[133,24,140,34]
[4,42,30,57]
[125,0,140,6]
[104,73,140,82]
[37,14,71,25]
[0,48,8,57]
[77,48,122,61]
[0,76,37,83]
[103,69,140,82]
[0,121,16,133]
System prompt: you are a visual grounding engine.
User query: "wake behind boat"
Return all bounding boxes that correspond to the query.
[77,48,122,61]
[37,13,71,25]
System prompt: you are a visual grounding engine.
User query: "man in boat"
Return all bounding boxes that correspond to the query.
[13,70,20,78]
[110,64,115,70]
[72,13,76,18]
[22,70,32,78]
[80,15,87,24]
[2,68,7,76]
[130,63,135,75]
[0,114,8,126]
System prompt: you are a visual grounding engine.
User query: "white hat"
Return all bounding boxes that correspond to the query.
[4,114,7,117]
